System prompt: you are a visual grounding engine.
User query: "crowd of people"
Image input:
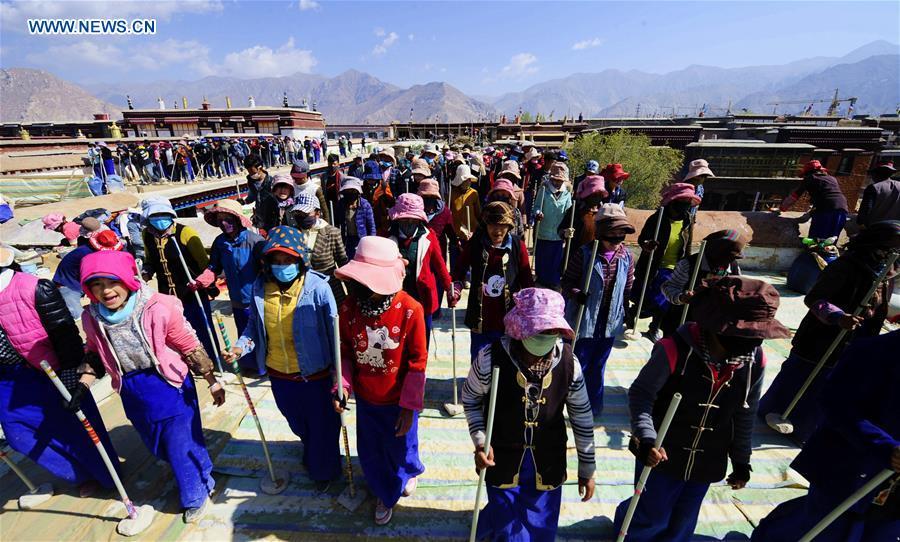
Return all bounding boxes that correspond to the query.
[1,140,897,540]
[86,133,350,187]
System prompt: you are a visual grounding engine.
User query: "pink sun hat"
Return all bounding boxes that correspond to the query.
[334,236,407,295]
[661,182,701,206]
[388,193,428,223]
[576,174,608,200]
[503,287,575,341]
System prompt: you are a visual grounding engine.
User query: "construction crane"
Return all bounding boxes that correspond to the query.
[767,89,858,116]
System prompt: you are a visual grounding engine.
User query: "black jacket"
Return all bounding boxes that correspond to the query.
[36,279,85,370]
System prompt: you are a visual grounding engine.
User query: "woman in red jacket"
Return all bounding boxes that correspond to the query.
[333,236,428,526]
[388,193,456,346]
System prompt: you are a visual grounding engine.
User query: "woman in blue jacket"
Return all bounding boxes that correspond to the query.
[334,176,376,259]
[224,226,342,492]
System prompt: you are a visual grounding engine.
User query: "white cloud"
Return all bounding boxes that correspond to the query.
[26,40,124,69]
[299,0,320,10]
[408,34,415,41]
[501,53,539,77]
[130,39,215,77]
[423,63,432,71]
[1,0,223,33]
[572,37,603,50]
[374,27,386,37]
[372,31,399,56]
[220,38,316,78]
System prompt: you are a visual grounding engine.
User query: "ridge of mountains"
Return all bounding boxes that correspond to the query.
[1,40,897,124]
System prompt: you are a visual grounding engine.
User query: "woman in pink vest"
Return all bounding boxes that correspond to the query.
[77,250,225,524]
[0,247,118,496]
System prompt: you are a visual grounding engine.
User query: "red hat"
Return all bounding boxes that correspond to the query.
[600,163,630,182]
[800,160,827,176]
[88,230,124,252]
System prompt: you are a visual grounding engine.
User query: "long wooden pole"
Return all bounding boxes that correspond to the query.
[679,240,707,326]
[630,207,666,334]
[468,366,501,542]
[573,240,600,338]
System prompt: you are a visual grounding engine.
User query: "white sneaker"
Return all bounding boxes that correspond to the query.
[374,499,393,525]
[402,477,417,497]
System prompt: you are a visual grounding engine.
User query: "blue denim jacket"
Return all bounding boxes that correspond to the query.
[235,270,337,376]
[565,244,632,340]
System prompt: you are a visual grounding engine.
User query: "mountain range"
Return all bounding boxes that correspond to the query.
[1,40,897,124]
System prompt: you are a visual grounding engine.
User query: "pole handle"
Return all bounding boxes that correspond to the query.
[679,241,707,326]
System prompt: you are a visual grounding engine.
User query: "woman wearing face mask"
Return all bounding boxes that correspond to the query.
[450,164,483,250]
[290,193,349,304]
[453,202,534,360]
[534,162,574,289]
[561,204,636,417]
[189,199,265,373]
[332,236,428,526]
[388,194,456,345]
[140,197,222,364]
[334,176,376,259]
[80,250,225,523]
[225,226,343,493]
[463,288,595,541]
[0,248,119,499]
[615,276,788,542]
[419,178,459,317]
[660,229,746,338]
[629,183,700,343]
[758,220,900,445]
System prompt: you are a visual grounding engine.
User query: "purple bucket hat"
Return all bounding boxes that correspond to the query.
[504,288,575,341]
[388,193,428,223]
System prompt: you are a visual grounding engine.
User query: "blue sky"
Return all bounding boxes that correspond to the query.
[1,0,898,96]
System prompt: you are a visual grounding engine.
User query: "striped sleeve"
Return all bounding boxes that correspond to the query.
[662,257,692,305]
[462,344,492,448]
[566,359,597,479]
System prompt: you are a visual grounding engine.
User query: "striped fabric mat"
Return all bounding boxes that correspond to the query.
[192,274,807,541]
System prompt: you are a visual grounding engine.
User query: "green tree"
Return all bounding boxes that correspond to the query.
[519,111,534,123]
[565,130,684,210]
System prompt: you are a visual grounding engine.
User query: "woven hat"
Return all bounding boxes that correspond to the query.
[504,288,574,341]
[203,198,252,228]
[482,201,515,228]
[334,236,406,295]
[691,276,790,339]
[417,178,442,199]
[389,193,428,223]
[682,159,715,182]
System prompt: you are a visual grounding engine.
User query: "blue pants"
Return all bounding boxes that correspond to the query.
[809,209,848,240]
[535,239,564,288]
[120,370,214,509]
[752,484,900,542]
[478,449,562,542]
[757,353,828,445]
[182,292,221,370]
[613,464,710,542]
[574,336,615,417]
[356,398,425,508]
[269,375,341,482]
[471,330,504,361]
[231,305,257,372]
[0,363,116,488]
[424,313,433,350]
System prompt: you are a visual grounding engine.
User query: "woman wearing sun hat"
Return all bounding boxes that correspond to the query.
[533,162,574,288]
[333,236,428,526]
[190,198,265,372]
[334,176,376,259]
[561,173,609,274]
[463,287,596,540]
[614,276,789,541]
[388,194,455,345]
[225,225,343,492]
[599,163,630,207]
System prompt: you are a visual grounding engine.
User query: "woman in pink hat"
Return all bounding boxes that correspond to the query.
[419,178,459,319]
[463,287,595,540]
[561,173,608,273]
[388,194,455,345]
[629,183,700,342]
[487,178,526,237]
[333,236,428,525]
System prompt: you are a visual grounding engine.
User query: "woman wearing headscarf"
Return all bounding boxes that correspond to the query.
[226,226,342,492]
[333,236,428,526]
[463,288,595,541]
[388,194,455,344]
[0,247,118,497]
[562,204,636,417]
[79,250,224,523]
[758,220,900,444]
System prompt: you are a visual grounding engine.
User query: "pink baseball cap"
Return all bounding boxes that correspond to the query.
[334,236,407,295]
